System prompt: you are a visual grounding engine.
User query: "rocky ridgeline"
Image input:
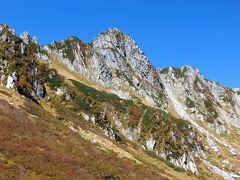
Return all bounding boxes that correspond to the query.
[44,28,167,107]
[0,24,47,103]
[159,66,240,134]
[1,24,240,179]
[43,29,240,178]
[159,67,240,170]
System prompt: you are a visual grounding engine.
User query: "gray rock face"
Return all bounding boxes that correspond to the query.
[0,24,12,42]
[92,28,155,83]
[45,29,167,107]
[145,138,156,151]
[45,29,240,133]
[6,72,17,89]
[21,26,240,177]
[158,66,240,133]
[55,86,72,101]
[0,24,47,101]
[158,66,240,177]
[170,153,198,175]
[20,32,31,44]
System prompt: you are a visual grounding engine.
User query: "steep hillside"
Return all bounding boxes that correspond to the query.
[0,24,46,103]
[44,28,166,107]
[0,86,184,179]
[0,24,240,179]
[42,27,240,179]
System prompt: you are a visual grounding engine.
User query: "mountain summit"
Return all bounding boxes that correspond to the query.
[0,24,240,179]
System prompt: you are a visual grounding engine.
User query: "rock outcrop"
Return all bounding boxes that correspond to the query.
[1,24,240,179]
[0,24,47,102]
[40,28,240,177]
[159,66,240,134]
[44,28,166,108]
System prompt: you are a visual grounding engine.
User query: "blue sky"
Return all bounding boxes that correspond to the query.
[2,0,240,87]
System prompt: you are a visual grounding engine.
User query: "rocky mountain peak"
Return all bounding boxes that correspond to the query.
[233,88,240,92]
[106,27,124,33]
[180,65,203,81]
[0,24,15,35]
[92,28,155,80]
[0,24,47,102]
[0,24,16,42]
[1,24,240,179]
[98,27,126,39]
[20,32,39,46]
[0,24,7,33]
[93,27,146,59]
[20,32,31,44]
[181,65,200,74]
[160,65,201,78]
[43,28,165,106]
[97,27,126,40]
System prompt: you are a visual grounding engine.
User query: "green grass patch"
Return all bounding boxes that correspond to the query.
[145,150,158,159]
[70,79,120,102]
[204,100,212,109]
[204,99,218,121]
[142,106,154,129]
[172,67,187,78]
[176,119,189,131]
[186,97,195,108]
[28,41,39,53]
[48,73,65,90]
[73,96,92,113]
[173,67,183,76]
[116,70,134,87]
[159,68,169,74]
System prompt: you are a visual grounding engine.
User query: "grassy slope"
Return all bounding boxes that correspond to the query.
[0,86,201,180]
[48,60,221,179]
[50,60,155,107]
[0,62,220,179]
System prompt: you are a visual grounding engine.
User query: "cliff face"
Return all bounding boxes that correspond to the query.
[0,25,47,103]
[1,24,240,179]
[159,66,240,135]
[42,27,240,178]
[44,28,167,107]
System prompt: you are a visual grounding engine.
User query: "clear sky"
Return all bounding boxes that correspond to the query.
[2,0,240,87]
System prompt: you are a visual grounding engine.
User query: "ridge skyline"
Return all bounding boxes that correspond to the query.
[4,23,238,89]
[2,1,240,88]
[1,18,240,179]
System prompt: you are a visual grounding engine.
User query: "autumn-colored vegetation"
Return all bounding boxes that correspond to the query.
[0,89,167,179]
